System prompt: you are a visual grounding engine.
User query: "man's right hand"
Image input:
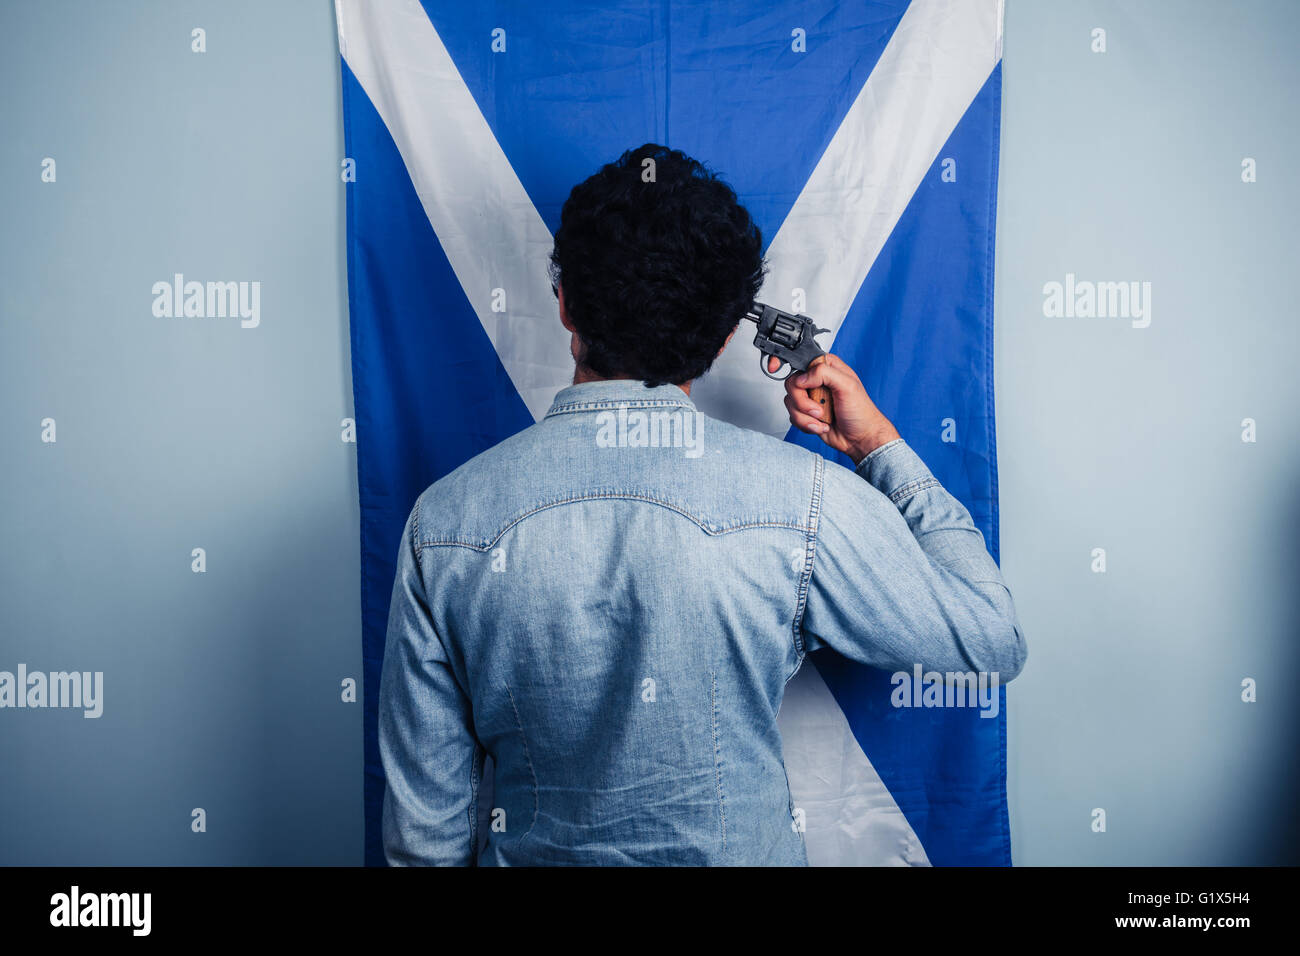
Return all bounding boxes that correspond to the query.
[780,354,901,464]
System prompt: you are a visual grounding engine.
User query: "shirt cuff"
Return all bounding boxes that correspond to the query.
[853,438,939,502]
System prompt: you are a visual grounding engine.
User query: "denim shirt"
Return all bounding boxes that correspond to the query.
[378,378,1027,866]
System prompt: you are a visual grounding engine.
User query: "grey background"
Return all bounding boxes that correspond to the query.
[0,0,358,864]
[996,0,1299,865]
[1,0,1295,865]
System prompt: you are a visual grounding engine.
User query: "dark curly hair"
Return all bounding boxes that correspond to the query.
[548,144,766,387]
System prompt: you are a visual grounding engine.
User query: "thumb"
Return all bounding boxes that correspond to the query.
[793,355,852,394]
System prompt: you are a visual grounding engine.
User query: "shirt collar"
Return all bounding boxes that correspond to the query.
[544,379,697,419]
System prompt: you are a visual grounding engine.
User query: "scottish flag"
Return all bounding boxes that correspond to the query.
[337,0,1007,866]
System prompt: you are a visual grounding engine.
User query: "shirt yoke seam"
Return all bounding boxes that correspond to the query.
[415,492,811,557]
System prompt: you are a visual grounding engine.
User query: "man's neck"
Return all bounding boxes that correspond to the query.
[572,366,692,396]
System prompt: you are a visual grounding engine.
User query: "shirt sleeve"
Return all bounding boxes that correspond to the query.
[378,500,486,866]
[800,438,1028,679]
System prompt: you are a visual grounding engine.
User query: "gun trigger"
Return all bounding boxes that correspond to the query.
[759,352,791,380]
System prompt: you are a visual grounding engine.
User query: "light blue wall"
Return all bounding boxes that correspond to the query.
[0,0,359,864]
[996,0,1300,864]
[1,0,1295,865]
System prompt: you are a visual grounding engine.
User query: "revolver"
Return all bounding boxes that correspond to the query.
[742,301,835,425]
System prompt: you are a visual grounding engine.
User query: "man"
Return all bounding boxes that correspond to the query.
[378,143,1027,866]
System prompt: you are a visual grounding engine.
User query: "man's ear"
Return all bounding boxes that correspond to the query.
[557,284,575,333]
[716,323,740,359]
[558,284,586,366]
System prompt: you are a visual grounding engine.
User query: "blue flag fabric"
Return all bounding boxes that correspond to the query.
[337,0,1008,867]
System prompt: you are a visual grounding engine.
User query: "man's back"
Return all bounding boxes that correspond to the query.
[378,379,1027,866]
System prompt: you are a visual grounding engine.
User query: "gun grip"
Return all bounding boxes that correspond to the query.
[807,385,834,427]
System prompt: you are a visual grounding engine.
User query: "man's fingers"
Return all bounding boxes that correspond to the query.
[790,354,834,386]
[783,391,822,419]
[788,409,828,435]
[783,368,831,402]
[792,354,857,396]
[784,393,828,433]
